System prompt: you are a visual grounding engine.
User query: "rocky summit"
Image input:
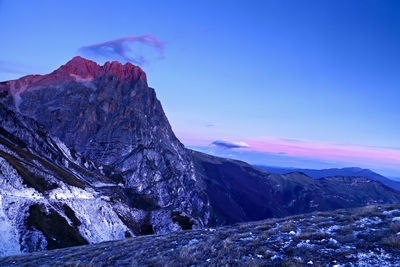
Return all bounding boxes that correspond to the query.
[0,57,399,258]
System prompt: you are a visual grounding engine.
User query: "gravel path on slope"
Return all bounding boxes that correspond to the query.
[1,204,400,266]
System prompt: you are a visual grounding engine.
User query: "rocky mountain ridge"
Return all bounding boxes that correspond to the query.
[192,150,400,225]
[0,56,146,98]
[256,165,400,191]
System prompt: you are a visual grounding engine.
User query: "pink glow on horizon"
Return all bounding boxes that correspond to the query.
[177,130,400,171]
[244,137,400,167]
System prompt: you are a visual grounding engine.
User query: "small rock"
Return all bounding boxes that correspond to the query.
[271,255,279,260]
[329,238,338,245]
[188,239,199,245]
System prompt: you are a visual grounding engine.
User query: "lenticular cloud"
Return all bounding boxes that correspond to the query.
[212,140,250,149]
[79,34,165,65]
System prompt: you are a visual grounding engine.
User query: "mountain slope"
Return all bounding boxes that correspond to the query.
[192,151,400,225]
[2,203,400,266]
[256,166,400,191]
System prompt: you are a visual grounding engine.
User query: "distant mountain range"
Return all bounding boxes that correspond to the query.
[255,166,400,191]
[0,57,399,257]
[194,152,400,225]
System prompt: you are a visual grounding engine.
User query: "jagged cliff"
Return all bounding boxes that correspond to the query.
[0,57,211,256]
[0,56,211,227]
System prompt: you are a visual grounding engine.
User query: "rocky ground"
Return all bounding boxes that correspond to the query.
[1,203,400,266]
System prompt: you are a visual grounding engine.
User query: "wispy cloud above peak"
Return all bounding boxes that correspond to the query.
[78,34,165,65]
[212,140,250,149]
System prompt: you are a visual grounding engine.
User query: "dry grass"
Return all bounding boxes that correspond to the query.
[2,203,400,266]
[382,235,400,249]
[296,231,328,241]
[391,221,400,233]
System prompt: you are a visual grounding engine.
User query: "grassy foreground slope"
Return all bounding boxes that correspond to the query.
[2,204,400,266]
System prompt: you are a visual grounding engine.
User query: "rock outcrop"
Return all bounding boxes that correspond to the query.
[0,57,211,235]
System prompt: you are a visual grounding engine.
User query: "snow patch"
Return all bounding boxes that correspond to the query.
[383,210,400,216]
[49,185,94,200]
[357,217,382,226]
[0,195,21,257]
[66,199,131,243]
[55,139,73,161]
[92,182,120,188]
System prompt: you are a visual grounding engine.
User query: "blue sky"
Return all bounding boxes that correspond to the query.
[1,0,400,176]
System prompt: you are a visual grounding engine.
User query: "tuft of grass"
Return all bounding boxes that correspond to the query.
[337,224,355,235]
[382,235,400,249]
[278,220,295,233]
[334,215,355,224]
[390,221,400,233]
[336,233,356,244]
[296,231,327,241]
[354,205,380,217]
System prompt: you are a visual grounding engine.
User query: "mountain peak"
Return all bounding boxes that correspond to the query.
[68,56,94,64]
[101,60,146,81]
[63,56,99,71]
[59,56,146,82]
[59,56,100,81]
[0,57,147,98]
